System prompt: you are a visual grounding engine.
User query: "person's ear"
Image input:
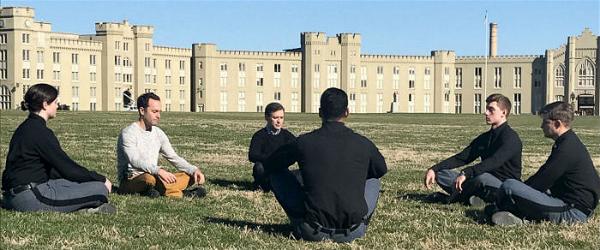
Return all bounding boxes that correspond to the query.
[344,108,349,118]
[553,120,562,129]
[138,107,145,116]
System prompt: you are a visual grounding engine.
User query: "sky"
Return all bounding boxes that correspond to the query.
[3,0,599,56]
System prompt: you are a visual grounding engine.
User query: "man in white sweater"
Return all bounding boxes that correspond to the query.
[117,93,206,198]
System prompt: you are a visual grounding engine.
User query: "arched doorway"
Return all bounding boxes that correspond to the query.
[577,94,594,116]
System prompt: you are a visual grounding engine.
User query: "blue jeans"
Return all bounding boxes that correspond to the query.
[269,169,381,243]
[496,179,589,224]
[436,170,502,203]
[3,179,109,212]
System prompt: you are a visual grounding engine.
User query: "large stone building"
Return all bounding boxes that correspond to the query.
[1,6,598,115]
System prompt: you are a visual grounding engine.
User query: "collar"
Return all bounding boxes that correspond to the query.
[28,113,47,126]
[554,129,574,146]
[490,121,509,135]
[321,121,349,132]
[265,126,281,135]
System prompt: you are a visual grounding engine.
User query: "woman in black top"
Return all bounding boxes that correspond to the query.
[248,102,296,192]
[2,84,115,213]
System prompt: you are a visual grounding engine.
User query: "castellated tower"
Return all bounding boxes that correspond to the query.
[132,25,154,102]
[338,33,362,91]
[191,43,217,112]
[300,32,327,112]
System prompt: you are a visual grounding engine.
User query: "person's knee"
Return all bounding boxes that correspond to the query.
[139,173,158,186]
[499,179,522,194]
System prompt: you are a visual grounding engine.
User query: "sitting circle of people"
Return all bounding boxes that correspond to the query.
[1,83,599,243]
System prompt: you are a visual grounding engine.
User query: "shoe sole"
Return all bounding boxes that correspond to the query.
[492,212,523,226]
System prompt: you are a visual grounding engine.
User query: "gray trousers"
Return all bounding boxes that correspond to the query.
[3,179,109,212]
[496,179,589,223]
[436,170,502,203]
[269,169,381,243]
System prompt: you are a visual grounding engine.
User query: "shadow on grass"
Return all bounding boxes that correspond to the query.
[204,216,293,237]
[209,178,255,191]
[396,192,449,204]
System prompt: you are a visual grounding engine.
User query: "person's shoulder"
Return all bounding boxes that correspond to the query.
[281,128,295,137]
[121,122,139,134]
[251,128,266,138]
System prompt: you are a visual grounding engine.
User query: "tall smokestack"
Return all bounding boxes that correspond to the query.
[489,22,497,57]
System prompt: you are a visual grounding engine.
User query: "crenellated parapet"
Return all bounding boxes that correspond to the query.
[217,50,302,59]
[152,45,192,57]
[0,6,35,18]
[360,54,434,63]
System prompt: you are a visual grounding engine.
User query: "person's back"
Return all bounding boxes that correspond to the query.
[298,121,386,228]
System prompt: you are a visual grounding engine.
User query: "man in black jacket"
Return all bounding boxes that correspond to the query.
[491,101,600,225]
[424,94,522,206]
[263,88,387,243]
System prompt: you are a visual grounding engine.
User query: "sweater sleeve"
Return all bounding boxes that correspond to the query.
[463,133,522,178]
[367,141,387,179]
[248,130,266,163]
[430,136,482,172]
[158,129,198,175]
[38,130,106,183]
[525,146,569,192]
[119,127,160,175]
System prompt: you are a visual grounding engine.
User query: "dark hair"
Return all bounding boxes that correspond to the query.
[486,93,512,116]
[319,88,348,121]
[137,92,161,110]
[540,101,574,127]
[21,83,58,112]
[265,102,285,117]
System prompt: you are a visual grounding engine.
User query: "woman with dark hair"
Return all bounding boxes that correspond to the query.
[248,102,296,192]
[2,83,116,213]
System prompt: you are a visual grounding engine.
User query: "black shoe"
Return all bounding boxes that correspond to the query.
[484,204,499,218]
[142,187,161,198]
[183,186,207,199]
[425,192,450,203]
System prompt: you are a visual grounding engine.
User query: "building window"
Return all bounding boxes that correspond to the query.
[179,90,185,99]
[53,52,60,64]
[0,85,11,109]
[474,94,482,114]
[71,72,79,81]
[513,93,521,114]
[456,67,463,88]
[291,64,298,73]
[89,102,96,111]
[72,102,79,111]
[123,42,129,51]
[257,78,264,86]
[256,92,263,112]
[239,62,246,72]
[145,43,151,51]
[555,95,564,102]
[165,59,171,69]
[36,69,44,79]
[22,69,30,79]
[165,76,171,85]
[424,94,431,113]
[360,66,367,88]
[53,70,60,80]
[513,67,522,88]
[90,72,97,82]
[408,94,414,113]
[475,67,482,88]
[22,50,30,61]
[37,51,44,63]
[256,64,264,72]
[114,56,121,66]
[274,64,281,73]
[90,55,96,65]
[0,34,7,44]
[408,68,415,89]
[274,92,281,101]
[90,87,96,97]
[555,66,565,87]
[115,41,120,50]
[72,86,79,98]
[0,50,7,80]
[314,64,320,73]
[72,53,79,64]
[455,94,462,114]
[494,67,502,88]
[180,76,185,85]
[577,60,595,87]
[22,33,30,43]
[238,92,246,112]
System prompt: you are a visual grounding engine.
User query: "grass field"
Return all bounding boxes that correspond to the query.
[1,110,599,249]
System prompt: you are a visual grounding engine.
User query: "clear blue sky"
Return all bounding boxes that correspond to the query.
[4,0,599,56]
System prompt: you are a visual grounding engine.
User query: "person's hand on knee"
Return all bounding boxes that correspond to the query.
[424,169,436,189]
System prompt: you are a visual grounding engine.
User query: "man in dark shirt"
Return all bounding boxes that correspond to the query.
[424,93,522,206]
[491,101,600,225]
[248,102,296,192]
[263,88,387,243]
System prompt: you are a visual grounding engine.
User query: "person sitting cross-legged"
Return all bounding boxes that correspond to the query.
[491,101,600,226]
[262,88,387,243]
[117,93,206,199]
[423,93,523,207]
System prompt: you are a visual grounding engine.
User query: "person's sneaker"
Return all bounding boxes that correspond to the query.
[84,203,117,214]
[468,195,486,208]
[183,186,207,199]
[142,187,161,198]
[425,192,450,203]
[492,211,523,226]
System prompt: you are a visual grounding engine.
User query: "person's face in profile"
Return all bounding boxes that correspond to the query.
[484,101,506,126]
[266,109,284,130]
[140,98,162,127]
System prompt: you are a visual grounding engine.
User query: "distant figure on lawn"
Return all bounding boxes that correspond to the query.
[117,93,206,199]
[490,101,600,226]
[2,83,115,213]
[248,102,296,192]
[262,88,387,243]
[423,93,522,206]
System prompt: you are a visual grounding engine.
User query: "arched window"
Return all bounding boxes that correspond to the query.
[577,60,595,87]
[555,65,565,87]
[0,85,12,110]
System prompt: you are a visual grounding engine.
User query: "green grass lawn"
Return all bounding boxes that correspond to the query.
[1,110,599,249]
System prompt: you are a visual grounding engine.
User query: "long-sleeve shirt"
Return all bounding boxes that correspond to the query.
[2,114,106,191]
[525,130,600,214]
[265,121,388,229]
[430,122,522,181]
[116,122,198,181]
[248,127,296,163]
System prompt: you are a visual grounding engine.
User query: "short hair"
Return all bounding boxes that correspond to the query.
[265,102,285,117]
[540,101,574,127]
[486,93,512,116]
[137,92,161,110]
[320,88,348,121]
[21,83,59,112]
